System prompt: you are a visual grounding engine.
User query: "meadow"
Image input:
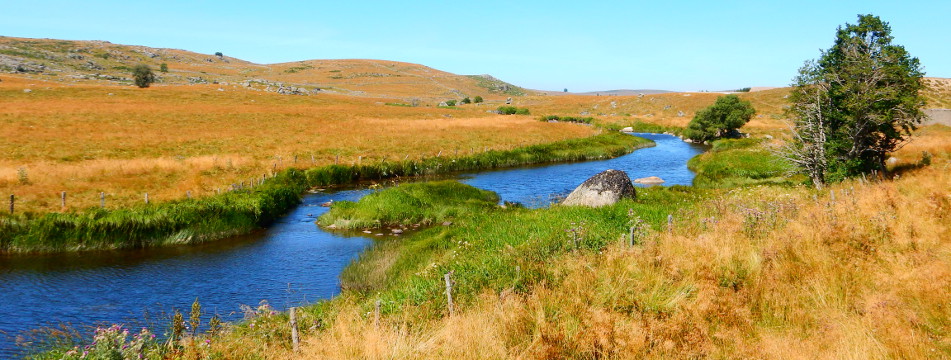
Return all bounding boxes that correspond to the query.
[0,75,594,214]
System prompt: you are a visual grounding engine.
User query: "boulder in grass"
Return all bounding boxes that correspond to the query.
[561,169,636,207]
[620,127,634,132]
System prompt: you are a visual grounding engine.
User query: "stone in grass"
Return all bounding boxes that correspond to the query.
[561,169,636,207]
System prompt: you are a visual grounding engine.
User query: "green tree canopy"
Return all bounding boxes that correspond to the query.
[786,14,925,185]
[684,94,755,142]
[132,64,155,88]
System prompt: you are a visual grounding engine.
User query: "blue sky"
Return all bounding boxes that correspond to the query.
[1,1,947,92]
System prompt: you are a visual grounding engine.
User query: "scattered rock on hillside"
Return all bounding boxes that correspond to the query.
[561,169,636,207]
[633,176,665,185]
[620,127,634,132]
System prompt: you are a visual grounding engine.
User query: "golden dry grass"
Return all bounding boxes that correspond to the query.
[520,88,793,135]
[0,74,595,212]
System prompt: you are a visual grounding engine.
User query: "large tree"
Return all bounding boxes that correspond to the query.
[684,94,755,143]
[786,14,925,185]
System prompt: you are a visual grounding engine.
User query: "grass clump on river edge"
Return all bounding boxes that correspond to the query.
[319,181,499,229]
[687,138,800,187]
[0,132,652,254]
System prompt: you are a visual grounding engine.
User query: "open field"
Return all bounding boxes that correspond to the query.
[0,75,595,213]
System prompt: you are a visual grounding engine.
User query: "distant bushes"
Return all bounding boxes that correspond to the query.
[539,115,595,124]
[497,106,530,115]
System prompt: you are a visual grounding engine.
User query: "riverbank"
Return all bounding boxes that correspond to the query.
[25,129,950,359]
[0,132,653,254]
[209,135,948,359]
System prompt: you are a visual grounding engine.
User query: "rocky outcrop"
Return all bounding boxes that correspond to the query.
[561,170,636,207]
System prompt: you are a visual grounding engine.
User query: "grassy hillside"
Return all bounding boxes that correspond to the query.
[0,36,532,100]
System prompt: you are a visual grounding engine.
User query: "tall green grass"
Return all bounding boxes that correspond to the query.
[319,181,499,229]
[334,185,703,316]
[687,138,797,187]
[0,133,653,254]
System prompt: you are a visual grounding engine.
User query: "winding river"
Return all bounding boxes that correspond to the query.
[0,133,705,355]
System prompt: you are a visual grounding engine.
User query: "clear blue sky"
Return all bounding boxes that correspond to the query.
[1,1,947,92]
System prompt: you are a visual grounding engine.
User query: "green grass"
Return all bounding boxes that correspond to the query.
[319,181,499,229]
[687,138,797,187]
[0,132,653,254]
[329,185,703,320]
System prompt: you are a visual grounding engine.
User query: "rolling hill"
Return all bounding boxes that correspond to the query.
[0,36,530,100]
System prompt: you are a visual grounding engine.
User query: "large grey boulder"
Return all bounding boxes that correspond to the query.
[562,170,636,207]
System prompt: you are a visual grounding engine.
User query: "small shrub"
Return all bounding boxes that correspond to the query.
[445,99,457,107]
[515,108,530,115]
[159,63,168,72]
[17,167,29,185]
[473,96,483,103]
[460,97,471,104]
[214,52,223,58]
[132,64,155,88]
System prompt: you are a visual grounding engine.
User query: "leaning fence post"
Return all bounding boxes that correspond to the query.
[374,299,381,328]
[61,191,67,210]
[8,194,13,214]
[289,307,300,353]
[444,272,454,317]
[100,192,105,208]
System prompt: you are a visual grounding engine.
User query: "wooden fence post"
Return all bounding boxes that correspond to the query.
[186,190,191,199]
[629,226,636,246]
[100,192,105,208]
[374,299,381,328]
[144,193,149,204]
[61,191,66,210]
[289,307,300,353]
[667,214,673,233]
[335,154,339,164]
[358,156,362,165]
[311,154,315,165]
[444,272,454,317]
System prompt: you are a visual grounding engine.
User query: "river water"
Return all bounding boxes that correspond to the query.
[0,133,704,355]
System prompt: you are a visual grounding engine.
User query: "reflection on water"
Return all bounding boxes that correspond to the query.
[0,133,704,356]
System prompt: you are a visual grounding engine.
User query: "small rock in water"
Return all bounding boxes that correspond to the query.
[362,230,372,234]
[326,224,337,229]
[633,176,665,185]
[391,229,404,234]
